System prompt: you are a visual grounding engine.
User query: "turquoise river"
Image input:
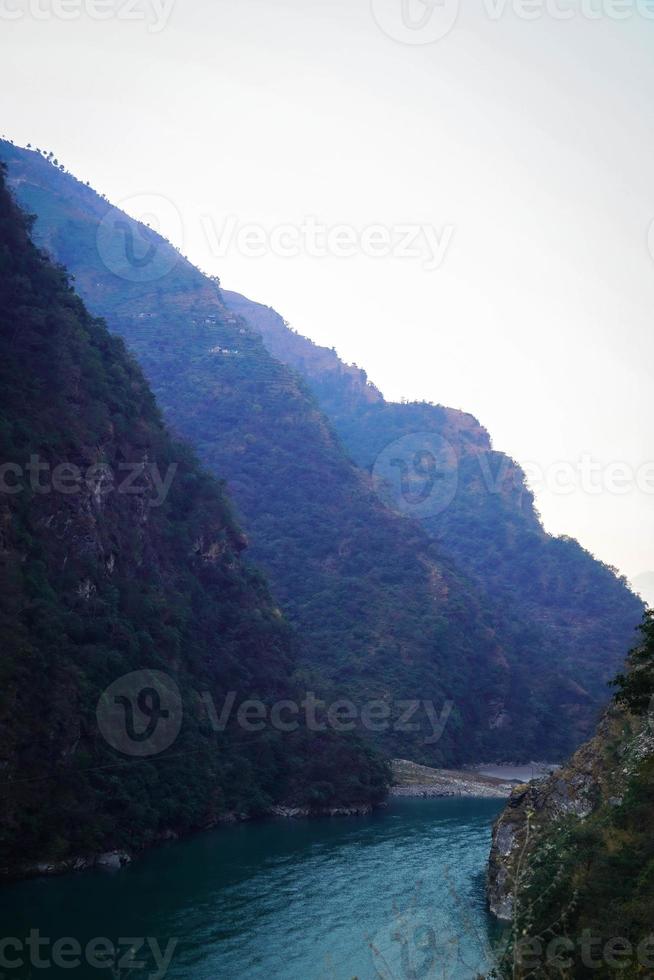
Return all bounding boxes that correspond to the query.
[0,797,505,979]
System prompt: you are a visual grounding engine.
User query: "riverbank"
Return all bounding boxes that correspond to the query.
[9,760,519,880]
[468,762,560,782]
[391,759,514,799]
[0,796,502,979]
[7,801,381,881]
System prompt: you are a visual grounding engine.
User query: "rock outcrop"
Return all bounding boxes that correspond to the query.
[487,705,654,920]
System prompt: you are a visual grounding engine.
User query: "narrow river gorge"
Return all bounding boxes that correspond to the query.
[0,798,504,979]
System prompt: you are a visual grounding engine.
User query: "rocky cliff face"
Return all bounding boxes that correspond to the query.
[487,679,654,976]
[487,707,643,919]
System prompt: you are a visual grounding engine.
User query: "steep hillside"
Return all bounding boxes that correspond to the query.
[1,140,640,762]
[225,292,644,744]
[633,570,654,608]
[486,611,654,978]
[0,163,389,876]
[0,142,509,763]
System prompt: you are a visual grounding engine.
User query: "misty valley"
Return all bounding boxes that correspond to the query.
[1,7,654,977]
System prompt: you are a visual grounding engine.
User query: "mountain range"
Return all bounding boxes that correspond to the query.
[0,138,644,765]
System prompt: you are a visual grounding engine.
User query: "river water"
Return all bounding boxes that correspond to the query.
[0,797,504,979]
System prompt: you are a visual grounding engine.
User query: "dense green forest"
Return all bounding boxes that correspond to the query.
[225,290,644,749]
[1,140,642,765]
[0,163,389,875]
[0,141,563,764]
[487,611,654,978]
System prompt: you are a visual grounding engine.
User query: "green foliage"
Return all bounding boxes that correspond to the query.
[0,164,390,873]
[224,291,645,759]
[503,756,654,978]
[612,608,654,715]
[0,139,530,764]
[491,613,654,979]
[0,139,643,765]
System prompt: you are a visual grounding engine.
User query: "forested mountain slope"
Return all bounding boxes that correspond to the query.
[0,164,389,875]
[1,140,641,763]
[225,291,644,741]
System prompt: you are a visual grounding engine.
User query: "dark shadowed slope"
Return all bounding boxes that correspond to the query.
[1,140,641,763]
[0,163,389,875]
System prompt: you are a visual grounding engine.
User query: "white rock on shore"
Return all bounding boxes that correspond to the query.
[391,759,514,799]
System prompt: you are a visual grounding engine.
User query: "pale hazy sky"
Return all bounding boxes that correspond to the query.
[1,0,653,588]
